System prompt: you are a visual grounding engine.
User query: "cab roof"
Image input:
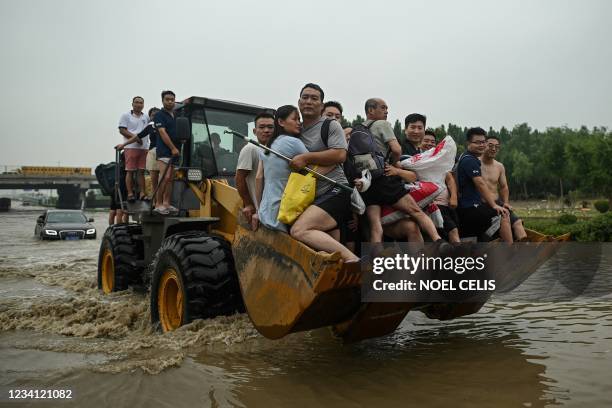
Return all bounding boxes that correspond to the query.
[180,96,274,116]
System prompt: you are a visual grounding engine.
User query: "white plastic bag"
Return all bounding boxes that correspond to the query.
[350,187,366,215]
[355,169,372,193]
[400,136,457,186]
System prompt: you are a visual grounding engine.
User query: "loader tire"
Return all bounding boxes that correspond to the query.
[97,224,144,293]
[150,231,243,332]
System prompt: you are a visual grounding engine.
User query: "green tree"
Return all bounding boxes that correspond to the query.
[351,115,365,127]
[393,119,405,145]
[340,116,351,128]
[336,117,611,200]
[509,150,533,199]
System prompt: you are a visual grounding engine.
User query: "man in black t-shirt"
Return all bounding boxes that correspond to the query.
[402,113,426,156]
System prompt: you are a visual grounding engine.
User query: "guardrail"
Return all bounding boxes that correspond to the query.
[1,165,92,176]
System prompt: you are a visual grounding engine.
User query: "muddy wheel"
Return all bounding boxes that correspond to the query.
[97,224,144,293]
[150,231,243,332]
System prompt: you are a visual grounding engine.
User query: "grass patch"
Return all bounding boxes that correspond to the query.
[524,212,612,242]
[512,199,603,220]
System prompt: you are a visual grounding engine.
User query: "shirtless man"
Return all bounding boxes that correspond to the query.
[480,135,527,241]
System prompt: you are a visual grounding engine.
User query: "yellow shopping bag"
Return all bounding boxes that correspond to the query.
[277,168,317,225]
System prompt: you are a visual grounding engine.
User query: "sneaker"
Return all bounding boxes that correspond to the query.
[153,207,170,215]
[435,239,454,258]
[167,206,179,215]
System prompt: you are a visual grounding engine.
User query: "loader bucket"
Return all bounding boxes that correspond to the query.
[232,222,363,339]
[233,221,571,343]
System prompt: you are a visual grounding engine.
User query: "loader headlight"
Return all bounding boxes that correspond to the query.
[86,229,96,235]
[44,229,58,235]
[186,168,203,182]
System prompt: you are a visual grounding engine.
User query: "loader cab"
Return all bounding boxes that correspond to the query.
[176,97,274,183]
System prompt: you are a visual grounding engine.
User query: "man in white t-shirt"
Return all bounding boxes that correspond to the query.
[235,112,274,229]
[118,96,149,201]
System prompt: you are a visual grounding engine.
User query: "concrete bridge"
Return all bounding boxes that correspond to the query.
[0,173,100,209]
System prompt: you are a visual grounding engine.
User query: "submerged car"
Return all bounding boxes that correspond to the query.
[35,210,96,240]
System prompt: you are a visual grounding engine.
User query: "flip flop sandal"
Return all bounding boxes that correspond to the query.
[153,207,170,215]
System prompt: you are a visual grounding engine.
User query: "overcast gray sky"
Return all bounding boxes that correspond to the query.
[1,0,610,168]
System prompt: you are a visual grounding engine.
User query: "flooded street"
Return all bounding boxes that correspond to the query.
[1,207,611,407]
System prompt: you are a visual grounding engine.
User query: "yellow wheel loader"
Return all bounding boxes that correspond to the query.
[97,96,570,343]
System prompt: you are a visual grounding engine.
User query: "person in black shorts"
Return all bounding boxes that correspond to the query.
[108,153,128,225]
[153,90,180,215]
[287,83,359,262]
[480,135,528,241]
[456,127,512,242]
[109,189,127,224]
[438,204,460,241]
[357,99,442,243]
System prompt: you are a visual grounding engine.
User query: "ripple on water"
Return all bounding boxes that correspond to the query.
[0,211,611,407]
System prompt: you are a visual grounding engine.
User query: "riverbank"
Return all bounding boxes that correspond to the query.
[513,200,611,241]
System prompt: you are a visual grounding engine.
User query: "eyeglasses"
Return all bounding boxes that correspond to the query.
[487,144,500,149]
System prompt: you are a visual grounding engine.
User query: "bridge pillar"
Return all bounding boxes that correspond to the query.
[56,185,82,209]
[79,189,87,210]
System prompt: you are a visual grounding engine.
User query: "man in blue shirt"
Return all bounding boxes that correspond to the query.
[456,127,512,242]
[153,90,180,215]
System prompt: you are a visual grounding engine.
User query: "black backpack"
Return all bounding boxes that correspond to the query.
[94,153,127,196]
[343,121,386,182]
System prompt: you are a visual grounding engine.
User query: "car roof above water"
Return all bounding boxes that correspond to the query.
[46,209,85,213]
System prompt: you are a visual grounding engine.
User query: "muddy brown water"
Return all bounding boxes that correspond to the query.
[1,206,611,407]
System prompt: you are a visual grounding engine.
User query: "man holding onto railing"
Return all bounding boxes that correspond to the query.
[118,96,149,201]
[153,90,180,216]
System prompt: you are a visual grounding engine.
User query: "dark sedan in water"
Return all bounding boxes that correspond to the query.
[35,210,97,240]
